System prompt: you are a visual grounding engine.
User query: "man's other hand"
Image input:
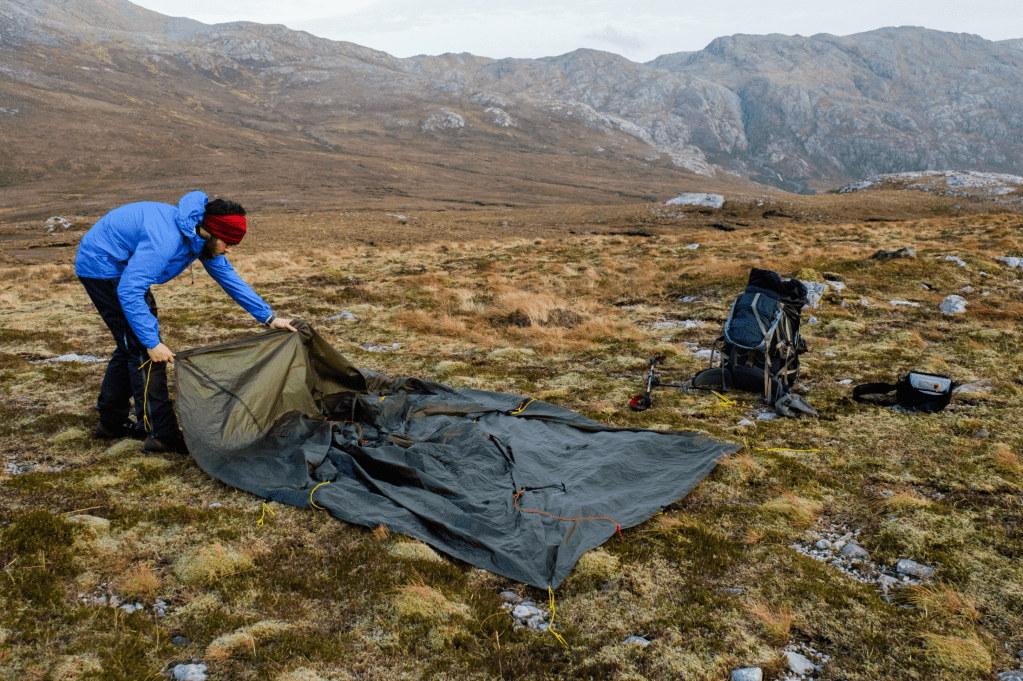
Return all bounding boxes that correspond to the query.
[270,317,298,332]
[148,343,176,363]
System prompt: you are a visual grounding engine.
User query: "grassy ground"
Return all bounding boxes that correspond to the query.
[1,205,1022,680]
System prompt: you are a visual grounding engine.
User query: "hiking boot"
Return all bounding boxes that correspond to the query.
[95,420,147,441]
[144,433,189,455]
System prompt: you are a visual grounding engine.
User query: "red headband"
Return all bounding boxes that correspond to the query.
[202,214,247,245]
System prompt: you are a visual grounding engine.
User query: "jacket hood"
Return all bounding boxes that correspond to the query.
[176,191,209,250]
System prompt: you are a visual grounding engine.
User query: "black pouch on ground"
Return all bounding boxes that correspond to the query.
[853,372,958,413]
[174,322,739,589]
[689,268,816,418]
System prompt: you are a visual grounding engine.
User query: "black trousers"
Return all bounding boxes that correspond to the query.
[78,276,179,439]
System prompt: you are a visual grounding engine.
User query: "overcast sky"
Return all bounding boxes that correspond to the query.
[129,0,1023,63]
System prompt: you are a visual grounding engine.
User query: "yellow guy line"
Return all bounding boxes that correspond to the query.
[756,447,822,453]
[310,481,331,509]
[510,398,536,415]
[256,502,275,526]
[547,586,569,648]
[138,359,154,432]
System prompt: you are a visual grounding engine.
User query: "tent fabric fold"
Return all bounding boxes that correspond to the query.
[175,323,739,588]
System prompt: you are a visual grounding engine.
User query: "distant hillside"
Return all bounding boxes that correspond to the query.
[999,38,1023,50]
[2,1,1023,213]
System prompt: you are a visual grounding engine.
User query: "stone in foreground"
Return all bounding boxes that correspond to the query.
[730,667,763,681]
[623,635,651,647]
[172,664,208,681]
[785,651,820,675]
[499,591,521,603]
[840,543,870,560]
[896,558,934,578]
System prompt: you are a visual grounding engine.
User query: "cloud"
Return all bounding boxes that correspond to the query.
[583,25,647,53]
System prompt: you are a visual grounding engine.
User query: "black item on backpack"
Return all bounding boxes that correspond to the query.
[689,268,816,417]
[852,372,958,413]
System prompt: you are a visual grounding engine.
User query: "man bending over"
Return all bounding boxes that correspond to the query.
[75,191,297,453]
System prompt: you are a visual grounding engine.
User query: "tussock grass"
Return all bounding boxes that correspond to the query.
[173,543,255,586]
[2,206,1023,679]
[116,562,162,599]
[749,602,794,646]
[919,633,992,676]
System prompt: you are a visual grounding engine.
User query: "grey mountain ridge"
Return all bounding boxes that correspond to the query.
[2,0,1022,193]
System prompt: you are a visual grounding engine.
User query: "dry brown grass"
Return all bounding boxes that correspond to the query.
[764,492,823,529]
[919,634,992,675]
[3,201,1023,680]
[116,562,162,599]
[749,602,794,646]
[876,491,933,513]
[907,585,980,623]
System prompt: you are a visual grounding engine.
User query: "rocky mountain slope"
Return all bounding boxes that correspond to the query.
[1,0,1022,213]
[650,28,1023,192]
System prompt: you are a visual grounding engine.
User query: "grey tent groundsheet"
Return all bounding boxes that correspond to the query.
[175,323,739,589]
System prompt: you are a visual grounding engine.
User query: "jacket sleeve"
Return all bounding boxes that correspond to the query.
[201,255,274,324]
[116,238,174,349]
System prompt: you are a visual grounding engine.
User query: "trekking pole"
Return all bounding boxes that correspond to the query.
[629,354,666,411]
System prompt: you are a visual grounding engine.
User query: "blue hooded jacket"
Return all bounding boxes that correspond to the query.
[75,191,273,349]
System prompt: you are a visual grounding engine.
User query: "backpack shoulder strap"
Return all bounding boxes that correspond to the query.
[852,382,898,404]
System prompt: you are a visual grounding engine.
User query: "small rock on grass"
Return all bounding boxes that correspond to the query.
[500,591,521,604]
[896,558,934,578]
[172,636,190,647]
[623,635,651,647]
[841,543,870,560]
[512,604,541,619]
[172,663,208,681]
[998,671,1023,681]
[940,295,967,315]
[784,651,820,675]
[730,667,763,681]
[526,614,547,630]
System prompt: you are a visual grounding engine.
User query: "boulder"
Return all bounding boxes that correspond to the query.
[799,281,828,308]
[871,248,915,260]
[666,193,724,208]
[940,295,967,315]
